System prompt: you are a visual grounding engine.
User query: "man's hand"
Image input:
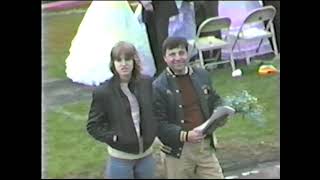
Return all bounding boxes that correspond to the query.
[187,129,205,143]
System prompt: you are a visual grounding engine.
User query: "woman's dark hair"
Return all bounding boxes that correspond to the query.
[110,41,142,80]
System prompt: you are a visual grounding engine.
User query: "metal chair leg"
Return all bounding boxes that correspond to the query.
[230,52,236,72]
[270,24,279,55]
[198,50,205,69]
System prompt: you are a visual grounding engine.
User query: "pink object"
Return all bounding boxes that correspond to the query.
[42,1,91,12]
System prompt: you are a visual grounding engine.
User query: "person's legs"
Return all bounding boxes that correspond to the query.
[145,14,159,72]
[196,153,224,179]
[134,154,156,179]
[195,140,224,179]
[181,142,202,178]
[145,13,171,75]
[105,156,135,179]
[165,154,192,179]
[165,142,199,179]
[154,18,170,74]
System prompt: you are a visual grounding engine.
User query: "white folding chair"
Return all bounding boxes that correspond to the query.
[229,5,278,65]
[194,16,236,71]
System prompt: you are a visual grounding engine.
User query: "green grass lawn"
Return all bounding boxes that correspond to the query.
[212,61,279,145]
[42,10,86,80]
[47,101,108,178]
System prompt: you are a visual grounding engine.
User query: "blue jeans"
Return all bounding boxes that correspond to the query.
[105,154,156,179]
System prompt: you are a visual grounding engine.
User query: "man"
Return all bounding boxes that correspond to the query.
[139,1,179,75]
[153,37,227,179]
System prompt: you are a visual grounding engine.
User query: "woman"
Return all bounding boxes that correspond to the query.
[65,1,156,86]
[87,41,157,178]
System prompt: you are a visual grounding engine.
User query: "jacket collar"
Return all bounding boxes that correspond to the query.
[110,75,137,91]
[166,66,194,77]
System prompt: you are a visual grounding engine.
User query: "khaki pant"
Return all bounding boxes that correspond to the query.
[165,138,224,179]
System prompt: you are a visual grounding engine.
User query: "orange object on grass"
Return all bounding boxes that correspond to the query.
[258,65,279,76]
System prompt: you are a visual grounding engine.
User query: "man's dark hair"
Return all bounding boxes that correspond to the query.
[162,37,189,56]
